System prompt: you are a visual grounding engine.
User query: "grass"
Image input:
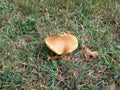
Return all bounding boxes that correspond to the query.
[0,0,120,89]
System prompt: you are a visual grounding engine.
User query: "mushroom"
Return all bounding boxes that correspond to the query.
[45,33,78,55]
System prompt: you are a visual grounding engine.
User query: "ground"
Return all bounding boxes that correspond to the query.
[0,0,120,90]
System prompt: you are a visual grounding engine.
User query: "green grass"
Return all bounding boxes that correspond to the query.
[0,0,120,89]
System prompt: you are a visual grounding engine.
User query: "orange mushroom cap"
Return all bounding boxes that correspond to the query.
[45,33,78,55]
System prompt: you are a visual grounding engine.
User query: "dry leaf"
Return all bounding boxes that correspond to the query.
[48,55,61,60]
[18,68,26,73]
[64,56,71,61]
[113,31,118,37]
[44,8,49,19]
[40,85,47,89]
[91,51,99,58]
[65,29,71,34]
[110,82,116,90]
[48,55,71,61]
[80,45,99,61]
[31,89,36,90]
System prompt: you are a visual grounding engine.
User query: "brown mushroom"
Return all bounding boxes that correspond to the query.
[45,33,78,55]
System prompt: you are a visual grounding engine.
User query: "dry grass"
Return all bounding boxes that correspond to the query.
[0,0,120,89]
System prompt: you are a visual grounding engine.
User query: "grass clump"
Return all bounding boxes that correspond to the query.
[0,0,120,89]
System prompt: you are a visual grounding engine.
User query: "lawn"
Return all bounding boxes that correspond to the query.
[0,0,120,90]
